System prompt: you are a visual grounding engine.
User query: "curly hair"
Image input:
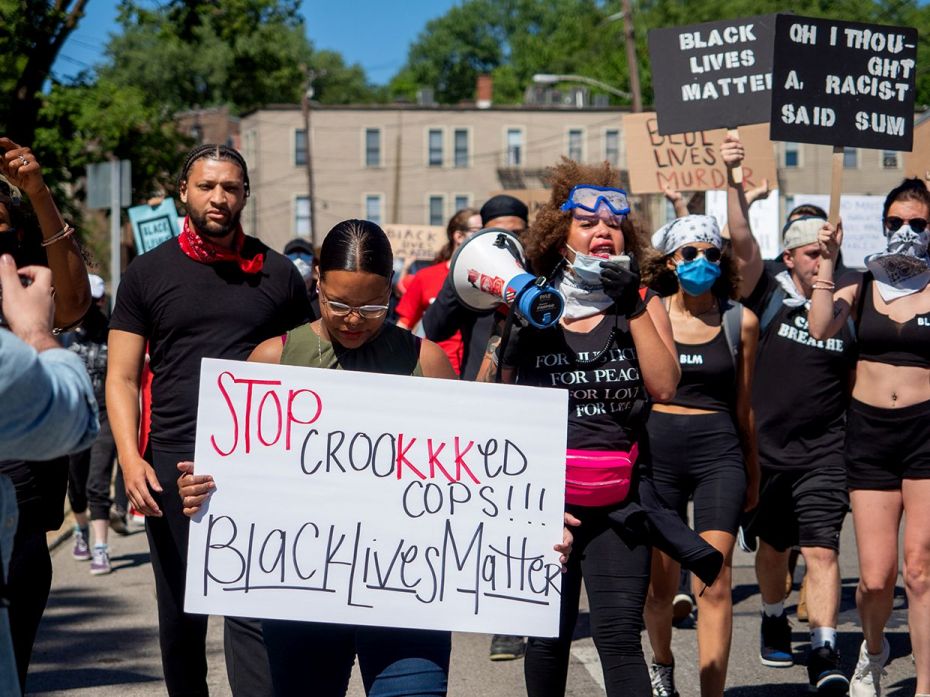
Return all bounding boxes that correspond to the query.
[640,245,741,300]
[524,158,648,276]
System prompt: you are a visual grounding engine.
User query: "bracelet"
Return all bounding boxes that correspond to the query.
[41,224,75,247]
[812,280,835,291]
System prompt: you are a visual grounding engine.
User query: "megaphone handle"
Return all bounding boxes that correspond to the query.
[494,305,520,384]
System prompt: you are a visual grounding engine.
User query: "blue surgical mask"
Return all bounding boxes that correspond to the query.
[565,244,622,287]
[676,257,721,296]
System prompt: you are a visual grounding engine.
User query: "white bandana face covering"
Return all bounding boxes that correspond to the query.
[775,270,810,309]
[865,225,930,302]
[555,270,614,319]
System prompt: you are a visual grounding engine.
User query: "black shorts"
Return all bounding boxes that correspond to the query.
[845,398,930,490]
[647,411,746,535]
[745,466,849,553]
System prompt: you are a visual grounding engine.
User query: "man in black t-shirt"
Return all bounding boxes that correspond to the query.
[107,145,312,697]
[723,137,854,695]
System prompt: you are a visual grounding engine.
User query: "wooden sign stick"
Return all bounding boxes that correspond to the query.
[727,128,743,184]
[828,145,844,225]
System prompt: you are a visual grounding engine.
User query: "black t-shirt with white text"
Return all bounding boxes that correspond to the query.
[744,271,855,471]
[109,237,312,451]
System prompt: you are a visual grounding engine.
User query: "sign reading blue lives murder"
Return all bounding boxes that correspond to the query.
[648,15,777,135]
[770,15,918,151]
[127,199,181,255]
[185,358,568,637]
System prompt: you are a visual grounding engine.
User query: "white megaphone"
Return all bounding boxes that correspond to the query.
[449,228,564,329]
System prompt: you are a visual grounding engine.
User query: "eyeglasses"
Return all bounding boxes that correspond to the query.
[560,185,630,216]
[885,216,929,233]
[320,289,389,319]
[678,245,722,263]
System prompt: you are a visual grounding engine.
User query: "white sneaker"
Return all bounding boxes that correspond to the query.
[849,638,889,697]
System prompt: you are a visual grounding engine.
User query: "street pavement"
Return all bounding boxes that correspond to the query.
[24,512,916,696]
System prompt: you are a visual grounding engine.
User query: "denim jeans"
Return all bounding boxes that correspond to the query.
[0,474,20,697]
[261,619,450,697]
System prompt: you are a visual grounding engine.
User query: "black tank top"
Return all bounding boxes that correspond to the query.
[671,330,735,412]
[857,278,930,368]
[507,308,644,451]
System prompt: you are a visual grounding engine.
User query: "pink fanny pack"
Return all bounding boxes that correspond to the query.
[564,445,638,507]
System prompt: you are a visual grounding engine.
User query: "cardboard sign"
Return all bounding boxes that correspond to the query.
[185,358,568,636]
[127,199,181,254]
[770,15,918,151]
[904,116,930,180]
[383,224,444,262]
[624,113,778,194]
[648,15,777,135]
[789,194,886,268]
[705,188,781,260]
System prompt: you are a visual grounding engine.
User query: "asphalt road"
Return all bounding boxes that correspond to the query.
[23,512,917,696]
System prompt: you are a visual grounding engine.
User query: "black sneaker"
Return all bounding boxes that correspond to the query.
[808,644,850,695]
[109,505,129,536]
[489,634,526,661]
[759,612,793,667]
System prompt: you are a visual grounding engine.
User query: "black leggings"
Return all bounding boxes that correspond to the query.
[524,505,652,697]
[146,447,273,697]
[67,410,115,521]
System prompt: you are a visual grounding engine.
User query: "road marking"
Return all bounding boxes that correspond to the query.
[571,645,605,691]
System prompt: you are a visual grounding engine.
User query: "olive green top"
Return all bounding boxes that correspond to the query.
[280,322,423,376]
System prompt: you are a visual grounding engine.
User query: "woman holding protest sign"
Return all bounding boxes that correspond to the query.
[640,214,759,697]
[809,179,930,697]
[480,159,723,697]
[178,218,576,697]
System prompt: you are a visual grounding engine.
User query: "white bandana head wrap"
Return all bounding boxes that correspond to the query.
[651,215,721,255]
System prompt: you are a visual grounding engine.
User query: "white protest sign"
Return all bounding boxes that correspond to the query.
[789,194,886,268]
[705,189,781,260]
[186,358,568,637]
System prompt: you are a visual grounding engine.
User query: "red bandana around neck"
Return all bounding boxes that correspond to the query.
[178,216,265,274]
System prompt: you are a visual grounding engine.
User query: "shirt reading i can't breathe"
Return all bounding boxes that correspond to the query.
[109,237,312,450]
[744,271,855,471]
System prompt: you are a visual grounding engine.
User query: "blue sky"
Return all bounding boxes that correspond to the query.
[53,0,461,85]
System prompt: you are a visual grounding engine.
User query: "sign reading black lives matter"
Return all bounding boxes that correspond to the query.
[648,15,777,135]
[770,15,918,151]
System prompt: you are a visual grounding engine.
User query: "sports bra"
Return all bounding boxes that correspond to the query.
[857,277,930,368]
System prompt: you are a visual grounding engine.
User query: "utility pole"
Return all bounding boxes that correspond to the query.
[301,69,318,244]
[617,0,643,112]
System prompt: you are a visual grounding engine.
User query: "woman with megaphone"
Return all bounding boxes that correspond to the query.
[640,215,759,697]
[478,159,724,697]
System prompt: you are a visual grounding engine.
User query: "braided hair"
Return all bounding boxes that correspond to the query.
[177,144,250,196]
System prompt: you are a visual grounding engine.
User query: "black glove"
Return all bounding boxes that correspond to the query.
[600,255,647,319]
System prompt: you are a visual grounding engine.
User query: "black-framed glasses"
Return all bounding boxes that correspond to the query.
[678,245,722,263]
[885,216,929,233]
[319,289,389,319]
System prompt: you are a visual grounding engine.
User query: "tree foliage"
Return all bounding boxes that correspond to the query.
[389,0,930,107]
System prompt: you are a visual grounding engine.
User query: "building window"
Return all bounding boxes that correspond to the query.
[882,150,899,169]
[428,129,443,167]
[604,129,620,167]
[365,194,382,225]
[454,129,469,168]
[506,128,523,166]
[568,129,583,161]
[295,196,311,236]
[843,148,858,169]
[295,129,307,167]
[454,194,470,212]
[365,128,381,167]
[429,195,445,226]
[784,142,799,168]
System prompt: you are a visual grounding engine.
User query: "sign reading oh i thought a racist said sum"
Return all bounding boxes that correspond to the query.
[770,15,918,151]
[648,15,777,136]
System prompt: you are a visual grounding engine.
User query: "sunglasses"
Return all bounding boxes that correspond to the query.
[678,245,722,263]
[885,216,929,233]
[320,289,389,320]
[560,185,630,216]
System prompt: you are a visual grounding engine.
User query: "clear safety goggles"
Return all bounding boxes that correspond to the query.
[560,185,630,216]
